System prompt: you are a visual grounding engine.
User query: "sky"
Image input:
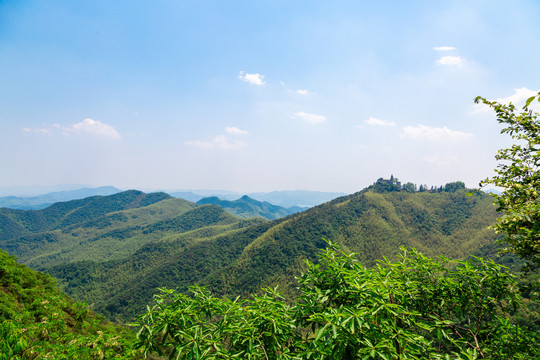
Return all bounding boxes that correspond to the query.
[1,0,540,194]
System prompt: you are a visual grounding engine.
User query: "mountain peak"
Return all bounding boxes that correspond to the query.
[239,195,255,202]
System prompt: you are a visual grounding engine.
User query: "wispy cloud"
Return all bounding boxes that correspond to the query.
[436,55,465,66]
[423,156,460,166]
[472,87,540,113]
[433,46,456,51]
[186,135,246,150]
[400,124,473,141]
[186,127,248,150]
[364,117,396,127]
[71,118,121,139]
[280,81,311,95]
[238,71,265,86]
[22,127,51,134]
[225,126,248,135]
[294,111,326,124]
[22,118,121,140]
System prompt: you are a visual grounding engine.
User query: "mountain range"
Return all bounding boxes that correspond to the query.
[0,186,346,210]
[167,189,347,207]
[0,186,121,210]
[196,195,306,220]
[0,185,500,321]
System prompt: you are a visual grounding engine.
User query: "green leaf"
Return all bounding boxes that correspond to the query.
[525,95,536,108]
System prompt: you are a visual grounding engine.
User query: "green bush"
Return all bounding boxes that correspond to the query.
[135,243,538,359]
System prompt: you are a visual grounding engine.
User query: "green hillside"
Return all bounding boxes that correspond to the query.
[48,216,269,320]
[0,194,197,269]
[45,188,499,321]
[0,249,139,359]
[204,189,499,298]
[0,190,172,242]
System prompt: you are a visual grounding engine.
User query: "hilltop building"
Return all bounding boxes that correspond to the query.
[371,175,402,192]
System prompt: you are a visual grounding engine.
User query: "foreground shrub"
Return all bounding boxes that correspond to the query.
[135,243,539,359]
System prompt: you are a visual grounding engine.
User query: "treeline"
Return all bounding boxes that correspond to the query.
[369,175,467,194]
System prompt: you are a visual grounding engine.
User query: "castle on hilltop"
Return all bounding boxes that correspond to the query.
[376,175,401,189]
[370,175,402,192]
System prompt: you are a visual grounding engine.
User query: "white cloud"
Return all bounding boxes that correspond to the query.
[238,71,265,86]
[364,117,396,127]
[21,119,120,139]
[423,156,461,166]
[225,126,248,135]
[472,87,540,113]
[495,87,538,106]
[186,135,246,150]
[470,103,486,114]
[400,124,473,141]
[296,89,309,95]
[436,55,465,66]
[433,46,456,51]
[294,111,326,124]
[71,118,121,139]
[22,127,51,134]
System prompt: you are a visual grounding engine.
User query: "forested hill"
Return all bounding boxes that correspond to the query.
[207,189,499,298]
[196,195,303,220]
[0,195,246,270]
[45,187,499,321]
[0,190,172,242]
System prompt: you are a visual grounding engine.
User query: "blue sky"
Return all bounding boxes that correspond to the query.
[1,0,539,193]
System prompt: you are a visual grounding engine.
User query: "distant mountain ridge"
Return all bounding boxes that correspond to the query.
[0,186,121,210]
[196,195,306,220]
[169,189,347,207]
[247,190,348,207]
[0,186,345,210]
